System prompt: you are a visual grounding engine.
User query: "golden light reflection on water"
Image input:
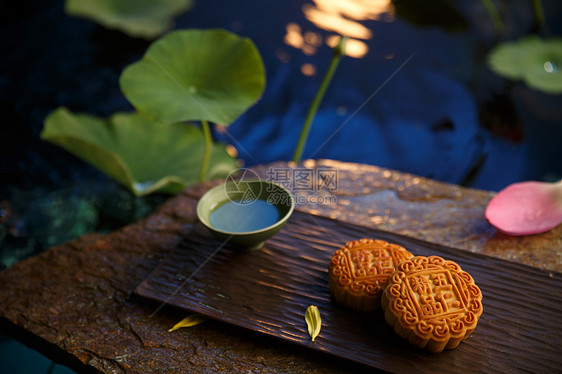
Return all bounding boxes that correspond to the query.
[301,63,317,76]
[284,23,304,49]
[303,4,374,39]
[283,0,394,66]
[326,35,368,59]
[285,23,323,56]
[225,144,238,158]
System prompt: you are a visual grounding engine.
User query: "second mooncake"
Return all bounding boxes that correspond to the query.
[329,238,414,313]
[381,255,483,352]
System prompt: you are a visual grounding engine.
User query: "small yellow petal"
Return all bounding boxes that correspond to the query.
[305,305,321,342]
[168,314,207,332]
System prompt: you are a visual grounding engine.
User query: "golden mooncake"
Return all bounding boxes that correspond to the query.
[329,239,414,313]
[381,255,483,352]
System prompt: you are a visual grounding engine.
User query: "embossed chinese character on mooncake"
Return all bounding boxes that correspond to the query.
[329,239,414,313]
[381,256,483,352]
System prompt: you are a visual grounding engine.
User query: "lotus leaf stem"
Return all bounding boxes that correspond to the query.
[481,0,504,34]
[532,0,545,27]
[199,120,212,182]
[292,36,348,164]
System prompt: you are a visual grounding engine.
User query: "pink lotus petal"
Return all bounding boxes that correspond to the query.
[485,181,562,236]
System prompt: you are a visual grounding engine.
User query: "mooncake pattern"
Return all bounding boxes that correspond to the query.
[381,255,483,352]
[329,239,414,312]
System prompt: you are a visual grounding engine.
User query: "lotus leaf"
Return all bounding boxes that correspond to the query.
[65,0,192,39]
[41,107,238,196]
[119,29,265,125]
[488,36,562,94]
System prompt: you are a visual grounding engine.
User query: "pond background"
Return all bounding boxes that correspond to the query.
[2,0,562,269]
[0,0,561,371]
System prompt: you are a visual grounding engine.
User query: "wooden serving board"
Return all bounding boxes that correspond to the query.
[135,201,562,373]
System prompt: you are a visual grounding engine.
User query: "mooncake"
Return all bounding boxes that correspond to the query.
[381,255,483,352]
[329,238,414,313]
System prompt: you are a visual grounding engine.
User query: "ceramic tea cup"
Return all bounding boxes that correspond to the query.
[196,179,294,250]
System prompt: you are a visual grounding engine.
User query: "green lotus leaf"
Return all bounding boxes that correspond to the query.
[41,107,238,196]
[119,29,266,125]
[65,0,192,39]
[488,36,562,94]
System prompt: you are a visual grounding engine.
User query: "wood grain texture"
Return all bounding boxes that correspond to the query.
[136,204,562,373]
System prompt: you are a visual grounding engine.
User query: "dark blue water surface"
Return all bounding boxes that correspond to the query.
[2,0,561,195]
[1,1,561,266]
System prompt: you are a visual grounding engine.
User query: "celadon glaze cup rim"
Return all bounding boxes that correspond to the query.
[196,179,295,249]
